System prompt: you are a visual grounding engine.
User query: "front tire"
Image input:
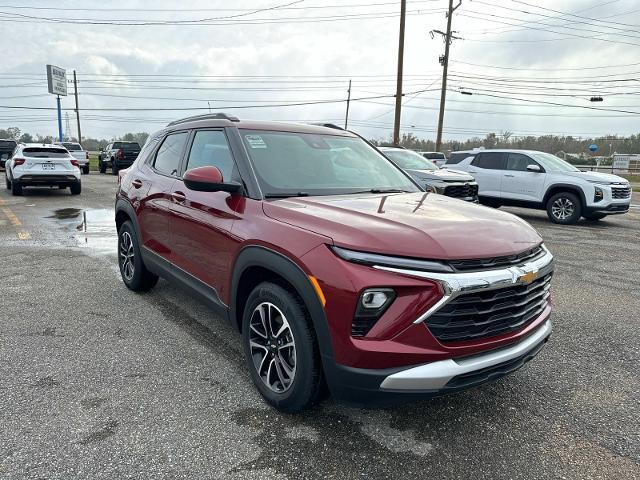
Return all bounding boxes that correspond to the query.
[5,176,9,190]
[118,220,158,292]
[112,159,119,175]
[242,282,322,413]
[99,161,106,174]
[547,192,582,224]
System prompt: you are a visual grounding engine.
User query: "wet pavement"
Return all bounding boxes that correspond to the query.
[0,174,638,479]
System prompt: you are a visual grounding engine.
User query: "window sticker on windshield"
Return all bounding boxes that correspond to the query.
[245,135,267,149]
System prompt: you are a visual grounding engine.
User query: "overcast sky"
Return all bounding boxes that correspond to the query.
[1,0,639,143]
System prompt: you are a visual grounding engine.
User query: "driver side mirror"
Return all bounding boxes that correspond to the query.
[183,166,242,194]
[526,164,541,173]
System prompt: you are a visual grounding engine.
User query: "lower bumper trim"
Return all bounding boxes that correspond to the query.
[379,320,552,391]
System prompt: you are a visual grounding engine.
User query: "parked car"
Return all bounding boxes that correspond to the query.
[55,141,90,174]
[115,114,554,412]
[5,143,81,196]
[418,151,447,167]
[0,138,17,169]
[379,147,478,202]
[98,141,141,175]
[450,149,632,224]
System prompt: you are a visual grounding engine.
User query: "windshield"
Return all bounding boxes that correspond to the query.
[62,142,82,151]
[240,130,419,196]
[532,152,580,172]
[383,149,438,171]
[114,142,140,150]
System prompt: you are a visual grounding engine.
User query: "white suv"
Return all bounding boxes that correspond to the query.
[5,143,82,196]
[452,149,632,224]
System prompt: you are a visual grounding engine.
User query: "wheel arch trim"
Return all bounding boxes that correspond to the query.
[230,245,335,362]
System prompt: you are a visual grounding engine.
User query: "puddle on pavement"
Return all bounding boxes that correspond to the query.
[74,209,117,255]
[49,208,117,255]
[50,208,83,220]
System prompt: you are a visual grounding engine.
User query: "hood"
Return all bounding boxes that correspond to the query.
[406,168,475,182]
[263,192,542,260]
[561,170,629,184]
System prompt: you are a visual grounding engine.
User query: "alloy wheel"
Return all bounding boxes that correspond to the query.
[249,302,297,393]
[119,231,135,281]
[551,197,575,220]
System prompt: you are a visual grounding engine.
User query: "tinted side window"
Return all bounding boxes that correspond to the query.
[186,130,236,180]
[507,153,538,172]
[153,132,188,176]
[472,153,506,170]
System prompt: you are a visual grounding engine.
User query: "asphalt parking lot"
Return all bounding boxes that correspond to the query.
[0,174,638,479]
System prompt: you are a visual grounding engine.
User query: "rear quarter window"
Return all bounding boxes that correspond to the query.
[447,153,474,164]
[472,152,506,170]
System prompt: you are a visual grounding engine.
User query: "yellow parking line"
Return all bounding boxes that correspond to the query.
[0,202,30,239]
[2,207,22,227]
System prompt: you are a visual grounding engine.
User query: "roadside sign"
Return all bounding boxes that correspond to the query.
[46,64,67,96]
[588,144,598,152]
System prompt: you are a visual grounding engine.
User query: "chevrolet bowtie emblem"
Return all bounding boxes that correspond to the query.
[519,270,537,284]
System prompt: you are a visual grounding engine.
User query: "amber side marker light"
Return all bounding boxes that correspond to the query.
[308,276,326,307]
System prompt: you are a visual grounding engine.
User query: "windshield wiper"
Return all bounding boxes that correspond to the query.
[264,192,310,198]
[352,188,412,194]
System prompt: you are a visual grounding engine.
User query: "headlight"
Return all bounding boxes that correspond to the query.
[594,187,604,202]
[330,245,454,273]
[425,183,444,194]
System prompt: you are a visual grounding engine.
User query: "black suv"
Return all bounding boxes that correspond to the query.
[98,141,141,175]
[0,139,17,168]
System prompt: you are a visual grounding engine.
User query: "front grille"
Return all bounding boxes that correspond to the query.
[426,273,552,343]
[449,246,545,272]
[612,186,631,199]
[444,183,478,199]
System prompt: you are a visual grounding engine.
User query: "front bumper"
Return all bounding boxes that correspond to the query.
[380,319,551,391]
[325,320,551,403]
[584,202,631,216]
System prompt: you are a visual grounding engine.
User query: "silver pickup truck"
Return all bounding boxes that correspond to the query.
[55,142,90,174]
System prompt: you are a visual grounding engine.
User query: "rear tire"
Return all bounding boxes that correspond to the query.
[82,165,90,175]
[546,192,582,224]
[118,220,158,292]
[11,180,22,196]
[5,176,9,189]
[112,159,119,175]
[70,182,81,195]
[242,282,322,413]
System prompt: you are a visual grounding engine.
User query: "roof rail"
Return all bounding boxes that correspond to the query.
[309,123,344,130]
[167,113,240,127]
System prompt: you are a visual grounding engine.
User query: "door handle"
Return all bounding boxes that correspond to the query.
[132,179,143,188]
[468,170,478,174]
[172,191,186,203]
[504,174,515,177]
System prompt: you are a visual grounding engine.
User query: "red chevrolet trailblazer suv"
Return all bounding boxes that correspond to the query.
[116,113,554,412]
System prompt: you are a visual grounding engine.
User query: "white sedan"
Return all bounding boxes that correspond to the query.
[5,143,82,196]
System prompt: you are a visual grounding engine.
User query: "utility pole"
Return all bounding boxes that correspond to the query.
[393,0,406,145]
[56,95,63,143]
[73,70,82,144]
[344,79,352,129]
[433,0,462,152]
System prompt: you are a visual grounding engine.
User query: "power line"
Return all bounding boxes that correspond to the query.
[450,59,640,72]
